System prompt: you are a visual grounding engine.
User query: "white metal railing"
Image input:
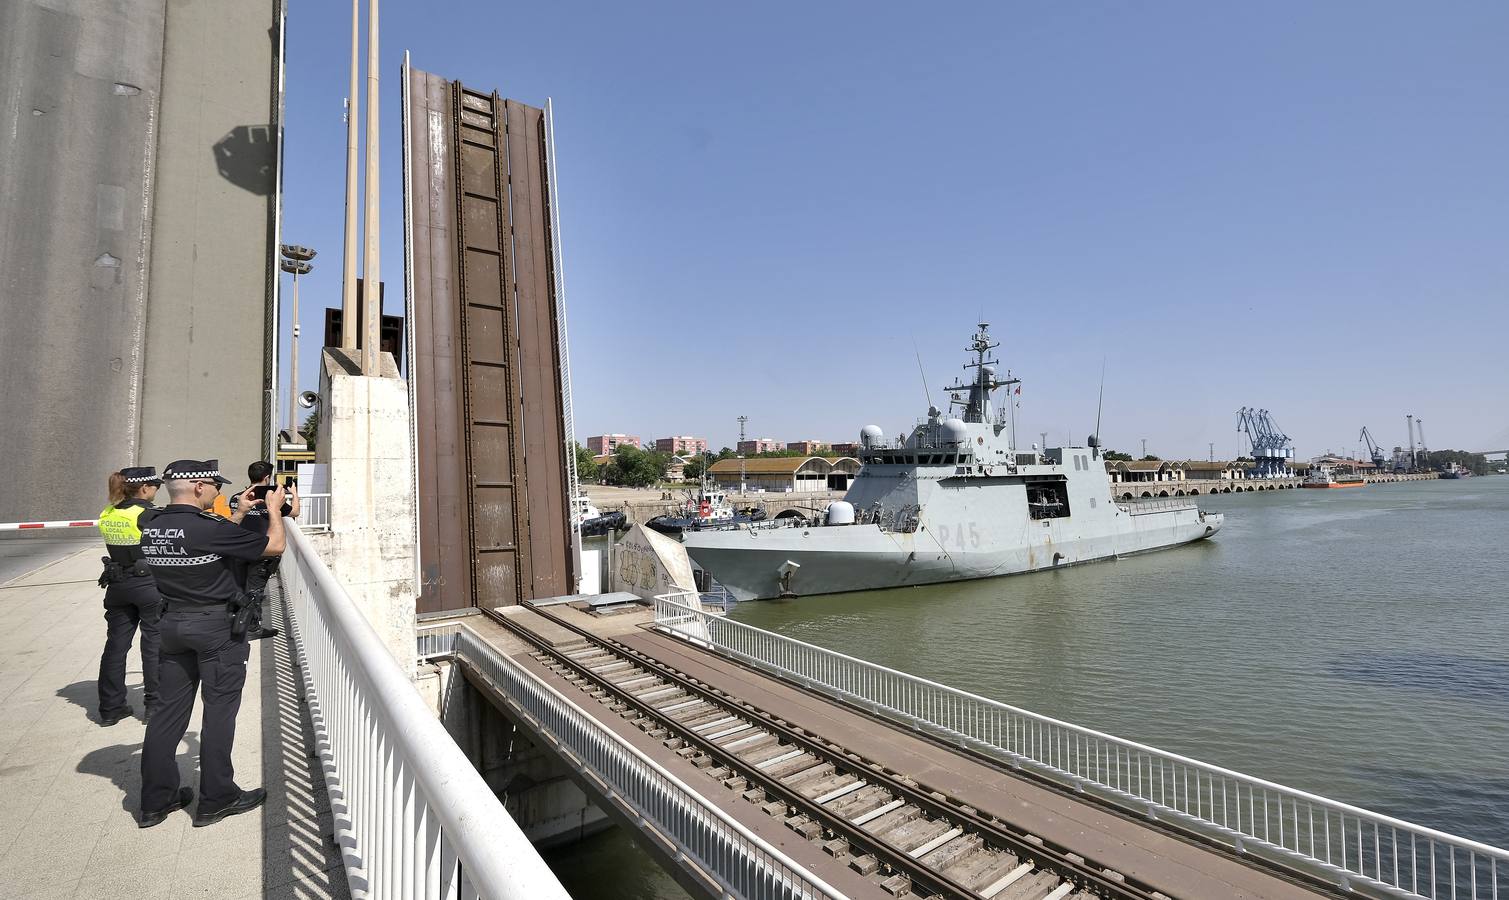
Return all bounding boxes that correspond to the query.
[1114,496,1199,515]
[653,593,1508,900]
[298,492,331,533]
[281,524,569,900]
[447,621,843,900]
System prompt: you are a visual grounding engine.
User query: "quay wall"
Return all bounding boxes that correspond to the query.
[593,472,1443,524]
[1109,472,1438,500]
[593,490,843,525]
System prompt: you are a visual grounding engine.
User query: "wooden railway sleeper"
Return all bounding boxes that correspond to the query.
[500,606,1164,900]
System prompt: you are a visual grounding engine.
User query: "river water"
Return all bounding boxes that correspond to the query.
[546,476,1509,896]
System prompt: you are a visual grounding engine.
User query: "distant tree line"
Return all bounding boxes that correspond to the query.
[1419,449,1490,475]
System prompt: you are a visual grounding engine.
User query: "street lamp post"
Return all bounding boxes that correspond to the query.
[280,244,316,438]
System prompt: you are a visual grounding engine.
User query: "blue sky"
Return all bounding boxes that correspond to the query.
[279,1,1509,459]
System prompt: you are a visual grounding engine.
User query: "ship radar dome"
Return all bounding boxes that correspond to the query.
[942,418,968,444]
[860,425,884,449]
[825,501,855,526]
[981,365,996,382]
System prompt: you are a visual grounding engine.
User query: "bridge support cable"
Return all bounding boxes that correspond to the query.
[652,594,1509,900]
[280,525,569,900]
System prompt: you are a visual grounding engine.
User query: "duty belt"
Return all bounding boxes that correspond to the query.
[162,601,230,614]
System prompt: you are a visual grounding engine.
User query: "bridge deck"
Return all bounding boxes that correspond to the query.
[489,602,1337,900]
[0,544,348,899]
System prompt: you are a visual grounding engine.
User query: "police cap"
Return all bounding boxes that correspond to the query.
[121,466,162,486]
[162,459,233,485]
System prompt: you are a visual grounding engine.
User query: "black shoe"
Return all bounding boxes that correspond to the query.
[251,626,279,641]
[193,788,267,827]
[100,707,133,727]
[139,787,193,828]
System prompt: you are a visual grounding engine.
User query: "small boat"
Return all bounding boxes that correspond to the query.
[1302,465,1364,488]
[573,495,628,537]
[646,483,766,536]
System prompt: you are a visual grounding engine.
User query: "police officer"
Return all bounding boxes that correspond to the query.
[96,466,163,725]
[137,459,286,828]
[227,460,299,639]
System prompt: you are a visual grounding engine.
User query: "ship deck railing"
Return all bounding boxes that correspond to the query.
[1116,496,1200,515]
[282,524,570,899]
[652,592,1507,900]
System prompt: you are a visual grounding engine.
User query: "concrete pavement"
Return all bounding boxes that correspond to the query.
[0,546,348,899]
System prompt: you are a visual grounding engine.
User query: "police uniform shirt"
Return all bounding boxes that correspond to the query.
[97,498,158,602]
[98,498,158,544]
[228,488,292,538]
[140,504,271,605]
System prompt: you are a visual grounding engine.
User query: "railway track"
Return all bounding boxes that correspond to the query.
[493,605,1173,900]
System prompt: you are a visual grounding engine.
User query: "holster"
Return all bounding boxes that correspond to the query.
[229,590,264,640]
[97,558,126,588]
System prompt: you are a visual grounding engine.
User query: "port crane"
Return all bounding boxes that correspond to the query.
[1236,407,1294,477]
[1359,426,1388,469]
[1416,418,1430,467]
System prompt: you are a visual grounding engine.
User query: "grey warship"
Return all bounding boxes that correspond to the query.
[682,323,1223,601]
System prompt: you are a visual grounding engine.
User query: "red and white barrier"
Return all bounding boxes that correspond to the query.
[0,520,98,531]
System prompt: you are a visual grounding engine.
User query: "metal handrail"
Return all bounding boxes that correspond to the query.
[282,524,569,900]
[446,621,846,900]
[653,593,1507,899]
[298,492,331,533]
[1114,496,1199,515]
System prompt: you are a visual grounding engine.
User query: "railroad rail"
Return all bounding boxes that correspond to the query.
[493,602,1168,900]
[652,594,1507,900]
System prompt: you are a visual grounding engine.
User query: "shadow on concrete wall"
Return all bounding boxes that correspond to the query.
[212,124,275,195]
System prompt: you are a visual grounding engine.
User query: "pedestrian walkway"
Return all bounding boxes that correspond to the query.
[0,546,349,899]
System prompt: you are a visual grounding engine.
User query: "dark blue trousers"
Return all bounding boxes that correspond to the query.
[97,584,161,716]
[139,608,250,813]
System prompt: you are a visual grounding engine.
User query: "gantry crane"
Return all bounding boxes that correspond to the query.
[1237,407,1295,477]
[1359,426,1387,469]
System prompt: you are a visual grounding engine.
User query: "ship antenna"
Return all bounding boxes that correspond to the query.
[912,338,931,406]
[1092,357,1106,455]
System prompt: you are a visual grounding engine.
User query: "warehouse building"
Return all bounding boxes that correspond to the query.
[708,456,860,493]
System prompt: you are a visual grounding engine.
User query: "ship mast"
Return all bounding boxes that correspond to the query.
[942,322,1018,426]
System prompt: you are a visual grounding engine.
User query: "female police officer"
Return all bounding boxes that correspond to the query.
[96,466,163,726]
